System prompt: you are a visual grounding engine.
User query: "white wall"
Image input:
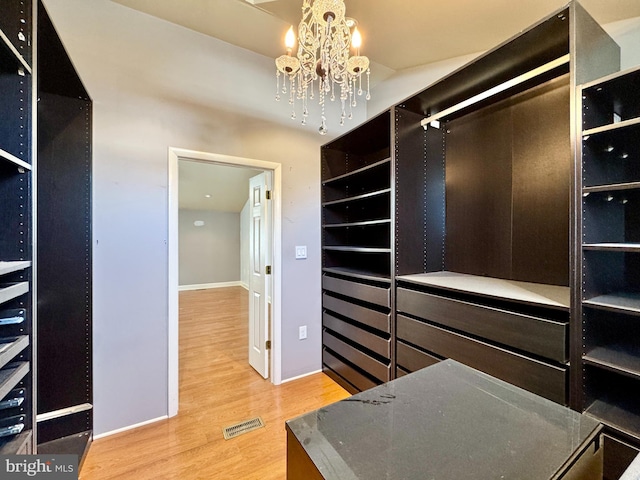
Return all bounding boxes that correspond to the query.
[43,0,328,436]
[240,199,250,289]
[41,0,640,437]
[178,209,240,286]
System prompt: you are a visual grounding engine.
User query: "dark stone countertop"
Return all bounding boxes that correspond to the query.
[286,360,601,480]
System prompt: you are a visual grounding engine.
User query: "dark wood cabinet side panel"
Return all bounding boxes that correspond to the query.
[445,100,513,279]
[37,93,92,417]
[395,107,431,275]
[511,75,571,287]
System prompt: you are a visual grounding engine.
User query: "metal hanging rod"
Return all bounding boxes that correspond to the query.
[421,54,570,130]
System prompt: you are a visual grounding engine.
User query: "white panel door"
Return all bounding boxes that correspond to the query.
[248,172,270,378]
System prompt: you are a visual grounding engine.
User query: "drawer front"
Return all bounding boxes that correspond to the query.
[397,314,567,404]
[397,287,567,363]
[323,275,390,308]
[323,293,390,334]
[323,330,390,382]
[323,313,390,359]
[396,340,440,373]
[323,349,377,392]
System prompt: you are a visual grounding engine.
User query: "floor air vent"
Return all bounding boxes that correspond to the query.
[222,417,265,440]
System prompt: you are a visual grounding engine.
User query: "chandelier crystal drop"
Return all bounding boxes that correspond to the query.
[275,0,371,135]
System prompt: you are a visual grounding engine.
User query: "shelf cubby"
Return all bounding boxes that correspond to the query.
[584,365,640,442]
[583,249,640,302]
[322,158,390,201]
[582,65,640,131]
[323,221,390,250]
[582,121,640,188]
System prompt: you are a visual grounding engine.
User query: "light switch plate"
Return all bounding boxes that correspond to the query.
[299,325,307,340]
[295,245,307,259]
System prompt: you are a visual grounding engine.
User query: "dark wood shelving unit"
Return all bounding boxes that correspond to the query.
[35,0,93,460]
[579,63,640,467]
[1,0,92,459]
[0,0,34,455]
[320,1,640,477]
[321,110,393,393]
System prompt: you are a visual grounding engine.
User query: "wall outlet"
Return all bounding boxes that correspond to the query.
[295,245,307,259]
[299,325,307,340]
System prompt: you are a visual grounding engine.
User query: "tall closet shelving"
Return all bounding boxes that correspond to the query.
[321,111,394,393]
[578,65,640,468]
[1,0,92,459]
[0,0,35,455]
[321,1,640,477]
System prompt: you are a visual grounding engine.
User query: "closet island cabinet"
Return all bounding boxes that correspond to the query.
[321,1,640,477]
[1,0,93,460]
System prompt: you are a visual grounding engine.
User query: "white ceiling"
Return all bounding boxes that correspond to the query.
[115,0,640,211]
[112,0,640,74]
[179,160,262,212]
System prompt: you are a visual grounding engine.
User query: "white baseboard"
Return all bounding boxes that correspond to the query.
[281,369,323,384]
[93,415,168,440]
[241,282,249,291]
[178,281,242,291]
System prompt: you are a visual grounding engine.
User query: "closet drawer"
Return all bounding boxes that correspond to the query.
[323,293,390,334]
[323,330,390,383]
[397,315,567,404]
[396,340,440,373]
[323,313,390,359]
[397,287,568,363]
[323,275,390,308]
[323,349,377,392]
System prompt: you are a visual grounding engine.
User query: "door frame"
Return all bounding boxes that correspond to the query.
[167,147,282,417]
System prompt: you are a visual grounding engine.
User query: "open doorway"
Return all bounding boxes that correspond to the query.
[167,148,283,417]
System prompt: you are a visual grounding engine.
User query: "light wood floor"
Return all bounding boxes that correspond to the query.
[80,287,350,479]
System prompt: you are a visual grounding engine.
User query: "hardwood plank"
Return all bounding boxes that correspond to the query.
[80,287,350,480]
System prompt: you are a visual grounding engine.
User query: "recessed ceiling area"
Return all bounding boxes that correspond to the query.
[179,160,262,212]
[111,0,640,72]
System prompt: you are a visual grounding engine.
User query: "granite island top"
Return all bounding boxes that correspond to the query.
[286,360,601,480]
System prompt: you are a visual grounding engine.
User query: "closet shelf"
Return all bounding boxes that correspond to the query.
[584,346,640,381]
[323,219,391,229]
[0,28,32,74]
[322,158,391,185]
[397,272,571,311]
[0,336,29,371]
[583,293,640,315]
[583,182,640,194]
[0,283,29,306]
[322,267,391,284]
[0,262,32,277]
[586,397,640,443]
[0,149,32,172]
[583,243,640,252]
[0,362,29,401]
[323,246,391,254]
[322,188,391,207]
[583,117,640,137]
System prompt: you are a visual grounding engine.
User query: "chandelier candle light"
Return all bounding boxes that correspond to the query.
[275,0,371,135]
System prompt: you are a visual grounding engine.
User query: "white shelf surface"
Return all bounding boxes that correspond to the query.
[397,271,570,310]
[0,282,29,306]
[0,261,31,277]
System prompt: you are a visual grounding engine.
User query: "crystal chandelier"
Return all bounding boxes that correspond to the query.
[275,0,371,135]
